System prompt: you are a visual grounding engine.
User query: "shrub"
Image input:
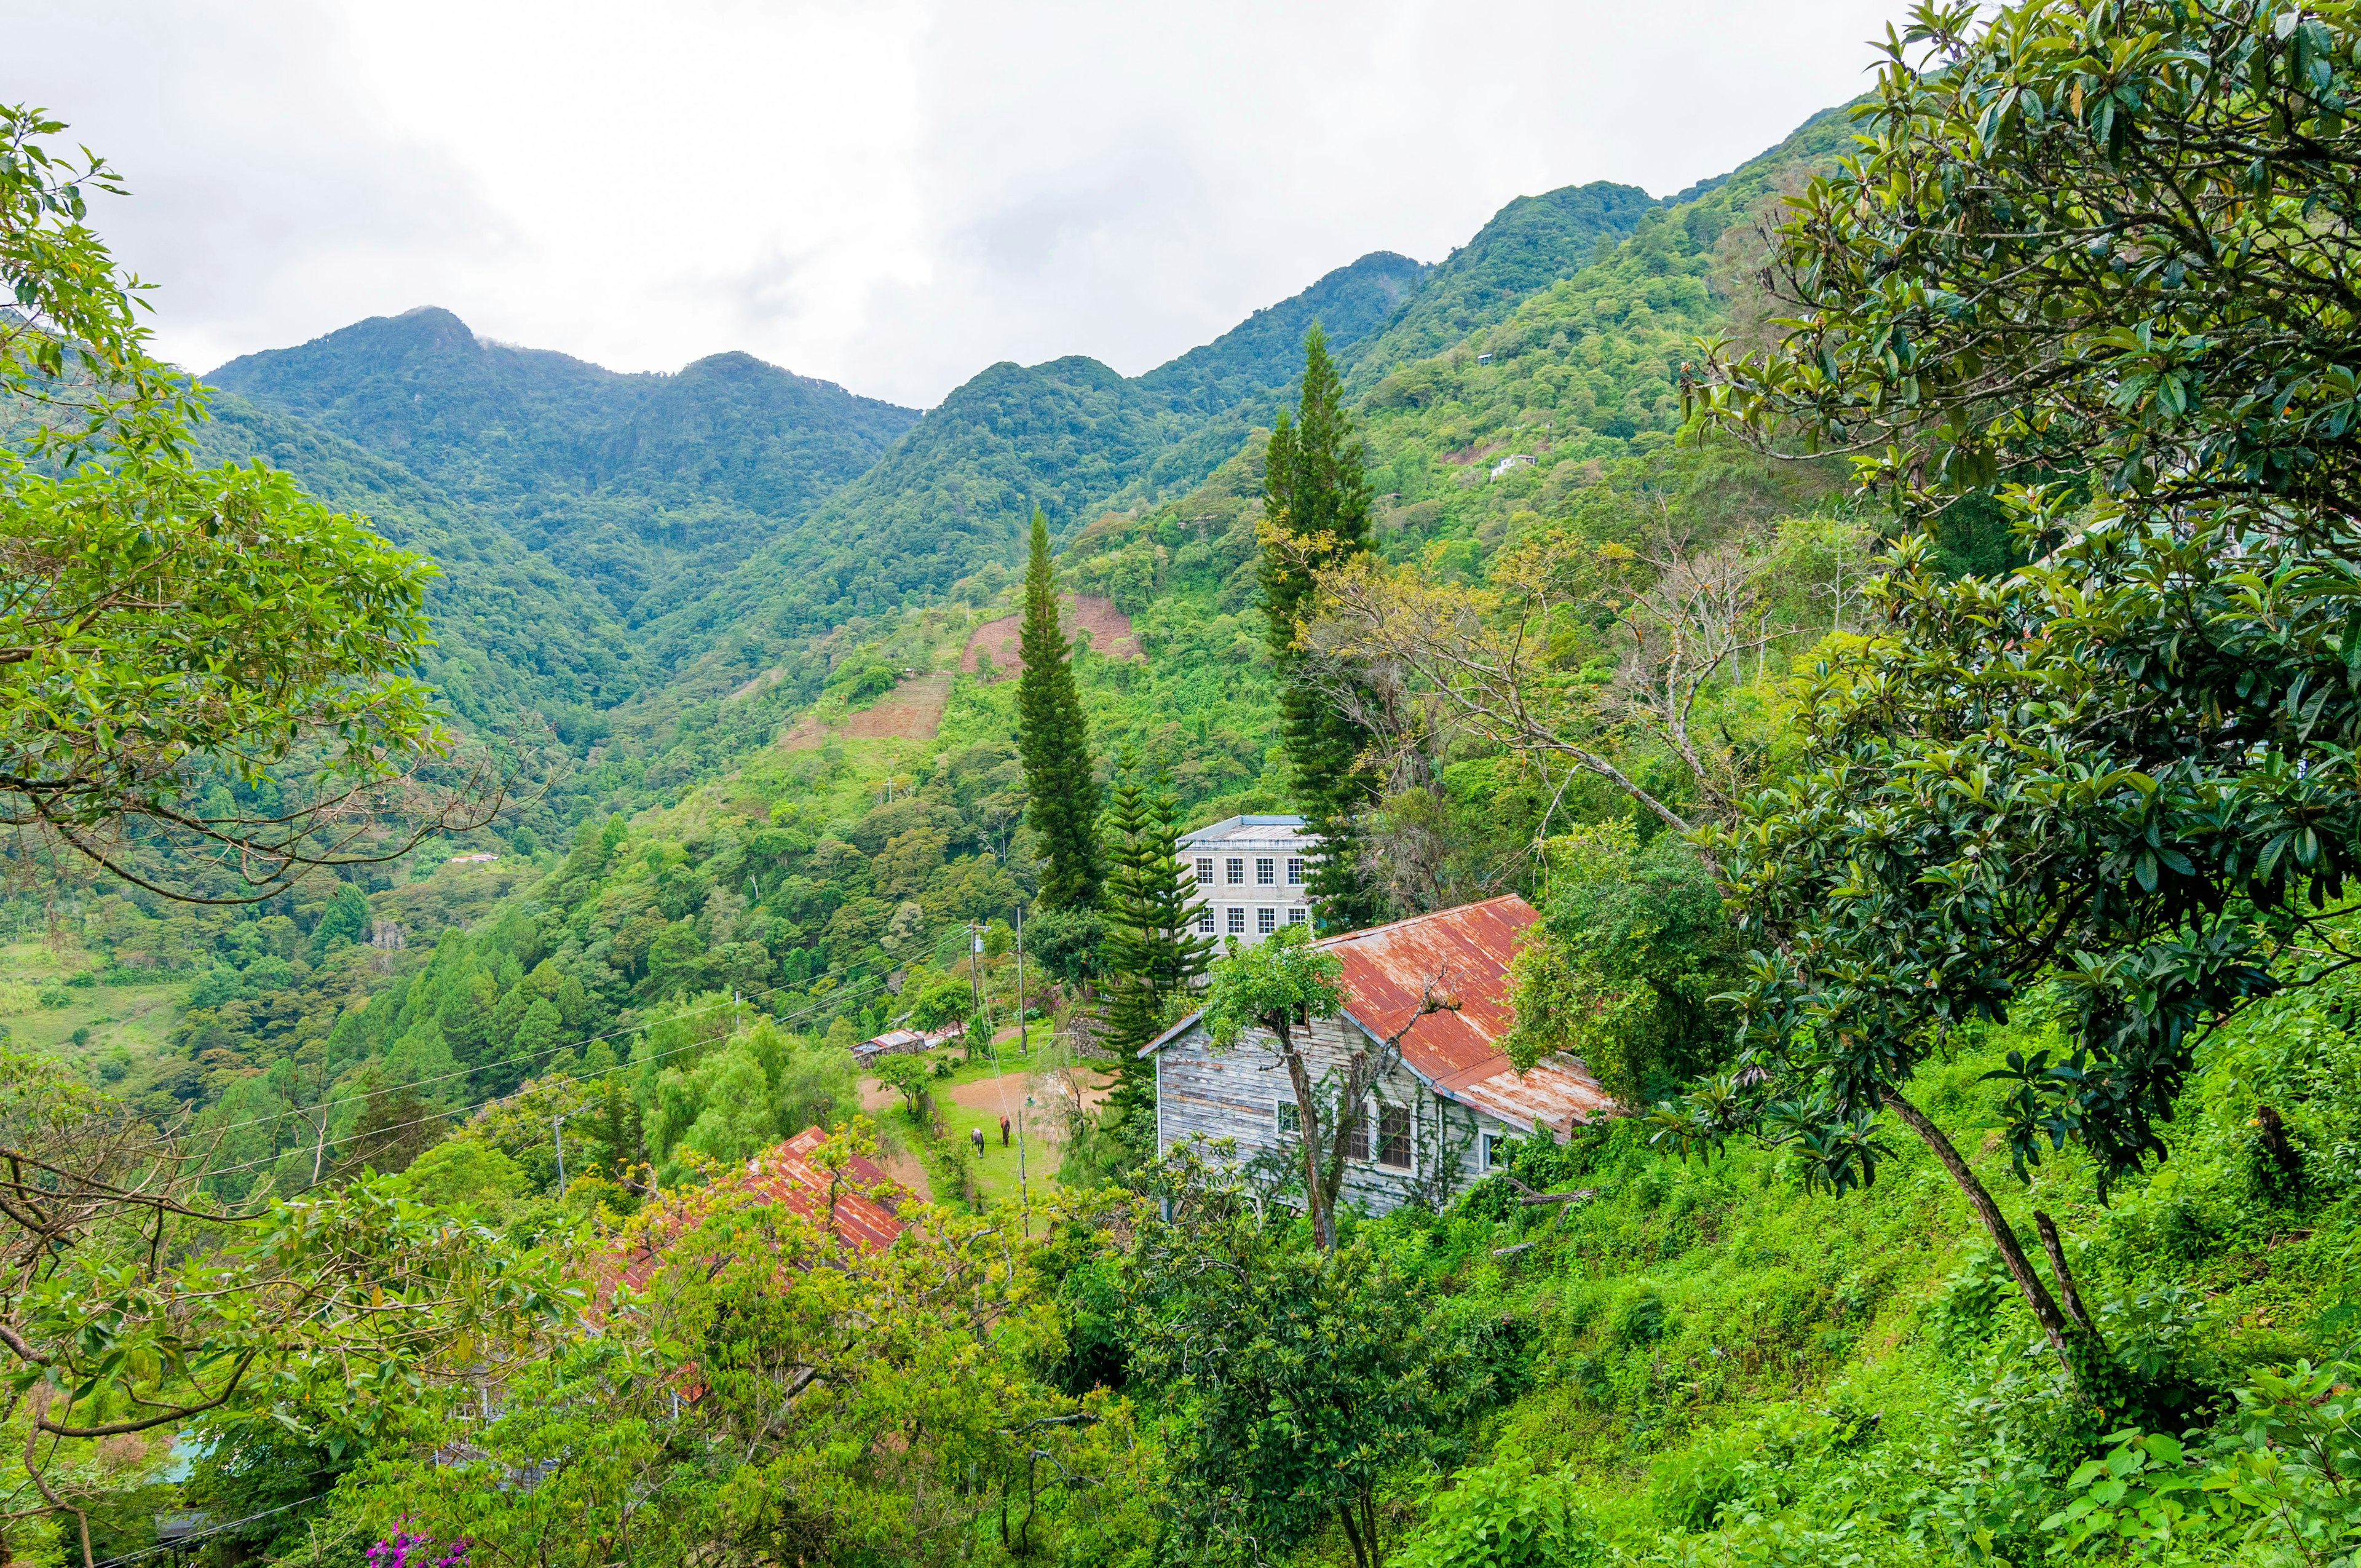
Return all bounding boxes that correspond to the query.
[1398,1460,1600,1568]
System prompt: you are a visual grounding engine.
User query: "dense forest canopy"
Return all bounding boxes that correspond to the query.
[12,5,2361,1564]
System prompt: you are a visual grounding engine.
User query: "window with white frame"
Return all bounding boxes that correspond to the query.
[1377,1103,1413,1170]
[1255,857,1275,885]
[1286,857,1304,885]
[1195,857,1214,884]
[1197,907,1216,934]
[1287,908,1307,926]
[1227,907,1246,935]
[1226,857,1245,885]
[1479,1132,1503,1171]
[1343,1114,1370,1162]
[1257,908,1276,934]
[1275,1099,1300,1134]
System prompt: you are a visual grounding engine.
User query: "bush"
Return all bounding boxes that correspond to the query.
[400,1139,527,1208]
[1398,1460,1600,1568]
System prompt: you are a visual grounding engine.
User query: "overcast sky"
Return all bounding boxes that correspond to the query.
[10,2,1899,410]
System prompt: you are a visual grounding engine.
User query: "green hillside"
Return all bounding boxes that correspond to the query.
[209,307,921,628]
[626,250,1430,695]
[1343,178,1658,385]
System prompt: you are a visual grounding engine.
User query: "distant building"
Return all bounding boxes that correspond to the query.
[1144,895,1613,1216]
[1176,814,1315,948]
[1490,453,1534,478]
[852,1024,962,1067]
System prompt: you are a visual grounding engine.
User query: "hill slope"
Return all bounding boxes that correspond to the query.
[210,308,921,627]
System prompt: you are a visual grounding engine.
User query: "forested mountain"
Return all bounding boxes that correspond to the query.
[624,250,1430,686]
[190,393,646,745]
[1341,177,1656,384]
[210,307,921,628]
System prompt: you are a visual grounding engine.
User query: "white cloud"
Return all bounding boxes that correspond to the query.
[6,0,1897,407]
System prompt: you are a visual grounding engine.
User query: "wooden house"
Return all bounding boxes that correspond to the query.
[1142,895,1615,1215]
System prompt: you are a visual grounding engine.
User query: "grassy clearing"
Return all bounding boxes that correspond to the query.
[0,938,182,1074]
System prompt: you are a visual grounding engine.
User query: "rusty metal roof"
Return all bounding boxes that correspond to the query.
[609,1125,908,1294]
[1318,895,1616,1138]
[1141,895,1616,1139]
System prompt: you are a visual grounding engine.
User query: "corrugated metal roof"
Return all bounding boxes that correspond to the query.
[1141,895,1616,1139]
[609,1125,907,1294]
[1324,897,1613,1138]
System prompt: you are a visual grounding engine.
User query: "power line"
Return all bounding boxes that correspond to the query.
[196,954,892,1144]
[192,976,891,1187]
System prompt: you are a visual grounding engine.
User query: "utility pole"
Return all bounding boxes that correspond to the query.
[968,922,984,1046]
[1013,901,1026,1053]
[552,1112,572,1198]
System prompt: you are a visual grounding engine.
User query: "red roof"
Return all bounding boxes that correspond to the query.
[610,1125,908,1294]
[1319,895,1615,1138]
[1144,895,1616,1140]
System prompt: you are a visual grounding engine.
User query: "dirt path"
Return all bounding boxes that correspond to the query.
[961,594,1139,675]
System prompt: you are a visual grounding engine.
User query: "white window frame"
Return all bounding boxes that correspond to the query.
[1255,857,1275,885]
[1375,1100,1414,1171]
[1479,1131,1503,1171]
[1286,857,1304,885]
[1225,857,1245,885]
[1257,907,1276,934]
[1227,907,1245,935]
[1196,907,1216,934]
[1286,908,1307,926]
[1276,1099,1300,1135]
[1195,856,1214,884]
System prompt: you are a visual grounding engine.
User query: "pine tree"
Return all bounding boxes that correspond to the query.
[1260,323,1380,931]
[1016,507,1104,909]
[1098,753,1216,1150]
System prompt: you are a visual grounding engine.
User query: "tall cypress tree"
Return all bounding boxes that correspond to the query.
[1099,752,1215,1147]
[1016,507,1103,910]
[1260,323,1379,931]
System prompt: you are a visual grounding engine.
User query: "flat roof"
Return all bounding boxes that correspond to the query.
[1179,814,1309,843]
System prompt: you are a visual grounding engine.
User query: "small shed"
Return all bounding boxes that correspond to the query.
[1143,895,1613,1214]
[852,1024,961,1067]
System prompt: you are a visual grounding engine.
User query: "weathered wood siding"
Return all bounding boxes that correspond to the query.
[1153,1018,1513,1216]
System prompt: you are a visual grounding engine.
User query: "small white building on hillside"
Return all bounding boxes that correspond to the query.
[1177,814,1315,946]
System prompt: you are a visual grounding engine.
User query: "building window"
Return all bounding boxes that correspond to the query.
[1286,857,1304,885]
[1257,907,1276,934]
[1195,857,1214,884]
[1226,857,1245,885]
[1197,907,1216,934]
[1276,1100,1300,1134]
[1377,1103,1412,1170]
[1256,857,1275,885]
[1291,1002,1310,1028]
[1480,1133,1503,1171]
[1227,907,1246,935]
[1287,908,1307,926]
[1343,1115,1370,1163]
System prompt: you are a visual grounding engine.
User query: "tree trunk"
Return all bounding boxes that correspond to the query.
[1883,1090,2098,1393]
[1275,1023,1334,1252]
[1335,1500,1373,1568]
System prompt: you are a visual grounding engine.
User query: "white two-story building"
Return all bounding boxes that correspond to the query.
[1177,814,1316,946]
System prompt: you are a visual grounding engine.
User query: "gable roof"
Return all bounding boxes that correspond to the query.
[1144,894,1615,1139]
[609,1124,907,1295]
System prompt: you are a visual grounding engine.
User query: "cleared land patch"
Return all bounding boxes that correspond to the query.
[781,671,952,750]
[960,593,1139,675]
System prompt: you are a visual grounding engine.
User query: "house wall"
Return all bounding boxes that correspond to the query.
[1152,1016,1509,1216]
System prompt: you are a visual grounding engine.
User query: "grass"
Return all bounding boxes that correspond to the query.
[871,1021,1093,1205]
[0,937,183,1075]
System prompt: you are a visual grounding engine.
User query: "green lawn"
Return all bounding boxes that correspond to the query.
[0,938,182,1075]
